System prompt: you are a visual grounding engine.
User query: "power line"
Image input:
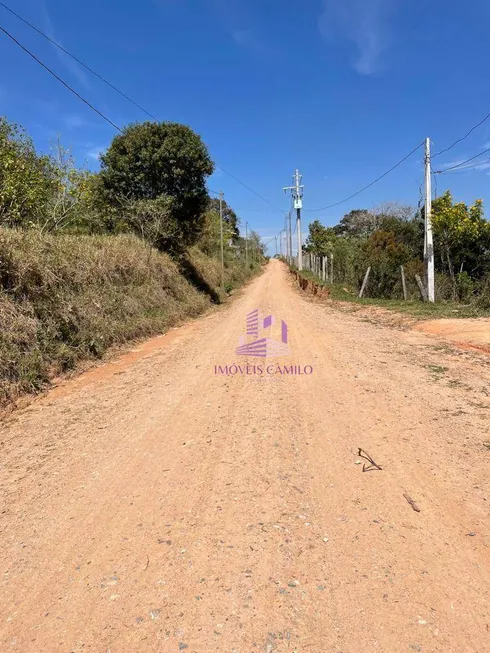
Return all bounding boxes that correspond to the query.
[434,146,490,174]
[215,164,283,214]
[0,23,122,132]
[0,1,158,122]
[0,3,284,215]
[305,142,424,212]
[432,110,490,159]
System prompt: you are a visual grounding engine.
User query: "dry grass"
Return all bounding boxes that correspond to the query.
[186,246,260,300]
[0,229,215,404]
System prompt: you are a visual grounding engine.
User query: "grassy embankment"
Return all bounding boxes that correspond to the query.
[0,229,259,404]
[290,266,488,320]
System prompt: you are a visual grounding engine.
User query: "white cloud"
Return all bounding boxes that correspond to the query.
[319,0,402,75]
[40,0,90,87]
[441,157,490,173]
[86,145,106,162]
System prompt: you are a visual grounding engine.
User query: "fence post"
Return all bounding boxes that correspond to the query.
[359,266,371,298]
[415,274,428,302]
[330,253,334,283]
[401,265,407,300]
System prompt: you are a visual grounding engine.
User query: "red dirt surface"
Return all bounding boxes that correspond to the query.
[1,260,490,652]
[415,318,490,354]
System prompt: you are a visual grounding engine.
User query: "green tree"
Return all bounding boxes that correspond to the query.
[42,140,98,233]
[432,191,490,285]
[305,220,336,254]
[374,203,423,260]
[0,117,55,227]
[208,198,240,242]
[334,209,377,238]
[248,230,265,264]
[98,121,214,251]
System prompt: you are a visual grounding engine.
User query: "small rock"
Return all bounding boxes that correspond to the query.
[323,537,329,542]
[288,580,299,588]
[178,644,188,651]
[149,609,161,620]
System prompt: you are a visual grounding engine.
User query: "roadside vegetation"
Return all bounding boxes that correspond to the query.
[0,117,265,403]
[298,200,490,316]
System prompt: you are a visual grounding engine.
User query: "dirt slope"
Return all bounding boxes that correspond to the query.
[415,318,490,354]
[1,259,490,653]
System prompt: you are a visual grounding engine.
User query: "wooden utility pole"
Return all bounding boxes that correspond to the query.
[245,221,249,266]
[219,191,225,291]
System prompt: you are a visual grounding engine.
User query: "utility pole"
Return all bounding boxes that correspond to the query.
[284,170,304,271]
[219,191,225,291]
[279,230,283,257]
[425,138,435,302]
[288,211,293,264]
[275,235,278,257]
[245,221,249,266]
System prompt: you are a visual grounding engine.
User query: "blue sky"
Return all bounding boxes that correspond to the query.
[1,0,490,252]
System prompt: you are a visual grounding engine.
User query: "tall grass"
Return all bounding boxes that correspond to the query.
[0,229,229,403]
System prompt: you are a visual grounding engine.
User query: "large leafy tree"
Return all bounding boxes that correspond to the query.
[432,190,490,281]
[334,209,377,237]
[98,121,214,251]
[305,219,336,254]
[360,230,411,297]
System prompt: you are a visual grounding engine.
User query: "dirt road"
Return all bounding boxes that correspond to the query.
[1,260,490,653]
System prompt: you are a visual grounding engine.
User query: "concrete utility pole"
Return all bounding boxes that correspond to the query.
[219,191,225,291]
[287,211,293,265]
[424,138,435,302]
[284,170,304,271]
[284,219,289,261]
[275,235,278,257]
